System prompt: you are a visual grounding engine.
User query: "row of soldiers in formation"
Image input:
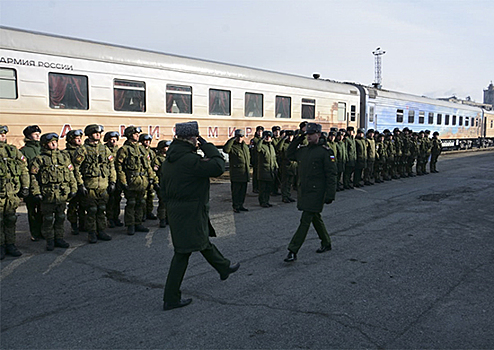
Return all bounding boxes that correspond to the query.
[0,124,172,260]
[222,121,442,212]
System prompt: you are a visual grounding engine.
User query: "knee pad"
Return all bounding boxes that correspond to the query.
[43,213,55,224]
[98,204,106,212]
[139,197,146,206]
[55,211,65,222]
[86,206,98,215]
[4,213,17,226]
[127,198,136,206]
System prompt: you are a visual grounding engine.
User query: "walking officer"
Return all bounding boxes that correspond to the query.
[283,123,337,262]
[223,129,250,213]
[20,125,43,241]
[116,126,154,235]
[72,124,116,243]
[104,131,123,228]
[0,126,29,260]
[160,121,239,310]
[30,133,77,251]
[62,129,85,235]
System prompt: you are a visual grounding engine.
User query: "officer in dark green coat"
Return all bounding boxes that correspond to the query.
[343,126,357,189]
[140,133,159,221]
[354,128,367,187]
[62,129,85,235]
[223,129,250,213]
[256,130,278,207]
[160,121,239,311]
[283,123,337,262]
[0,126,29,260]
[249,126,264,193]
[30,133,77,251]
[20,125,43,241]
[104,131,123,228]
[154,140,170,228]
[116,126,154,235]
[335,130,347,191]
[276,130,297,203]
[73,124,116,243]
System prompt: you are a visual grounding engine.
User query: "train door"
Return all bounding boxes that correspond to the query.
[347,104,359,130]
[368,103,376,130]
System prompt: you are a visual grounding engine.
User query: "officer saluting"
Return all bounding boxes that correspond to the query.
[160,121,239,311]
[284,123,337,262]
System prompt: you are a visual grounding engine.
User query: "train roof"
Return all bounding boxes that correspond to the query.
[0,26,358,96]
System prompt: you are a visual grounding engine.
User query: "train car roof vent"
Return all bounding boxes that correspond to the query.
[313,73,321,80]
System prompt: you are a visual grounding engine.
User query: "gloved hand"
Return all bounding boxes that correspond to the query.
[107,182,116,194]
[68,192,76,200]
[197,136,207,145]
[34,194,43,203]
[18,187,29,198]
[78,184,88,196]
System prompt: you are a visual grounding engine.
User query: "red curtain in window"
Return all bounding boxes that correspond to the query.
[210,90,229,115]
[276,97,290,118]
[166,93,191,113]
[302,105,315,119]
[49,74,87,108]
[114,89,126,110]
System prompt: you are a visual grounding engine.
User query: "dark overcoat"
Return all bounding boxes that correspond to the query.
[160,139,224,253]
[287,136,337,213]
[223,137,250,183]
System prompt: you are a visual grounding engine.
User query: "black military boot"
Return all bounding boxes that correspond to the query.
[127,225,136,235]
[6,244,22,257]
[146,213,158,220]
[97,231,112,241]
[284,251,297,262]
[1,245,6,260]
[135,224,149,233]
[107,219,116,229]
[46,240,55,251]
[71,222,79,235]
[159,219,167,228]
[88,231,98,244]
[114,219,124,227]
[54,238,69,248]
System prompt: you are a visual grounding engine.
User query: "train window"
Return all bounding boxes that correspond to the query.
[396,109,404,123]
[475,118,479,127]
[301,98,315,119]
[166,85,192,114]
[491,120,493,128]
[419,111,425,124]
[465,117,469,127]
[114,79,145,112]
[350,105,356,121]
[408,110,415,123]
[275,96,291,118]
[245,92,263,117]
[445,114,450,125]
[452,115,457,125]
[369,106,374,123]
[0,68,17,99]
[459,116,463,126]
[209,89,231,116]
[337,102,346,121]
[437,113,442,125]
[49,73,88,110]
[428,112,434,125]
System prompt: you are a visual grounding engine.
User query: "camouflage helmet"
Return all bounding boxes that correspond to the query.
[393,127,401,133]
[103,131,120,142]
[40,132,59,147]
[84,124,104,136]
[139,133,153,142]
[123,126,142,138]
[66,129,83,142]
[0,125,9,134]
[157,140,172,150]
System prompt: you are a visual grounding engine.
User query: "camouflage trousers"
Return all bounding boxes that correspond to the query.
[106,188,122,221]
[123,189,146,226]
[25,194,43,239]
[145,188,155,216]
[0,195,20,246]
[81,188,109,233]
[40,201,66,241]
[67,193,85,229]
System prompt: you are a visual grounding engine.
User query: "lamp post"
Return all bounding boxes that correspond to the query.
[373,47,386,89]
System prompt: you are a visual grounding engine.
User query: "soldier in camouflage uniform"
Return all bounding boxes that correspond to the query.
[20,125,43,241]
[30,133,77,251]
[62,129,85,235]
[335,130,347,191]
[410,132,419,176]
[401,128,412,177]
[116,126,155,235]
[392,128,403,179]
[384,130,395,181]
[364,129,376,185]
[374,132,386,183]
[416,131,426,175]
[276,130,297,203]
[423,130,432,174]
[430,131,442,173]
[0,126,29,260]
[73,125,116,243]
[354,128,367,187]
[104,131,123,228]
[343,126,357,189]
[154,140,170,228]
[139,133,159,221]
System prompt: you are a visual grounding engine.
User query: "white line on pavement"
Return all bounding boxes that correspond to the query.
[1,254,34,281]
[43,243,84,275]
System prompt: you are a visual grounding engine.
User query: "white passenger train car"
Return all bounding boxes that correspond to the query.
[0,27,361,148]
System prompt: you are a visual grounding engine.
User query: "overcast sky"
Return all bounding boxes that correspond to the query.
[1,0,492,102]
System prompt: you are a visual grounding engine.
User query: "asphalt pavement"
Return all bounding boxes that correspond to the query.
[1,150,494,349]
